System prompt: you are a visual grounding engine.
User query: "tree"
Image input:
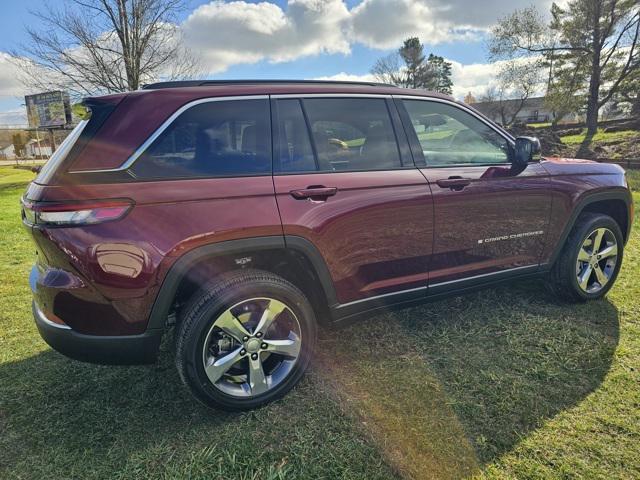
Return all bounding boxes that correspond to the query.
[490,1,639,149]
[371,37,454,94]
[479,59,544,126]
[614,66,640,116]
[12,0,201,97]
[12,133,26,159]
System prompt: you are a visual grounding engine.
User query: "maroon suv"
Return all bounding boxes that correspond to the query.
[22,80,633,410]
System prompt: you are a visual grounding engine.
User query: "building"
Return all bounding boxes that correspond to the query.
[25,138,52,158]
[0,143,16,160]
[472,97,564,125]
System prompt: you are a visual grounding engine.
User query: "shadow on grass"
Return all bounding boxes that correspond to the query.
[317,279,619,479]
[0,340,394,479]
[0,280,619,479]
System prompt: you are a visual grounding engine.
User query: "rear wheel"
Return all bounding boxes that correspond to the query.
[547,213,623,302]
[175,269,317,410]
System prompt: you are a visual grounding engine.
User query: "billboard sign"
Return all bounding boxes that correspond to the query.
[25,91,72,128]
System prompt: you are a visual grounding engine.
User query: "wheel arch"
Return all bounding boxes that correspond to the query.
[146,235,338,330]
[547,189,632,268]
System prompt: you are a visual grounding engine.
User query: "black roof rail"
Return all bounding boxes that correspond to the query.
[141,79,398,90]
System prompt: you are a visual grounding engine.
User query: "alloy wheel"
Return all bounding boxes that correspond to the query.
[202,298,302,397]
[575,227,618,294]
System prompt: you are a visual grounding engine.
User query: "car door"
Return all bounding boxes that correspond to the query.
[396,97,551,292]
[272,96,434,306]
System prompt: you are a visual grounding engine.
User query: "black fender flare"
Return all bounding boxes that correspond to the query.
[546,188,632,268]
[146,235,337,330]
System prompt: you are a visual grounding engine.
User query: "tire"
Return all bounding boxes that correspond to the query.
[175,269,317,411]
[547,212,624,302]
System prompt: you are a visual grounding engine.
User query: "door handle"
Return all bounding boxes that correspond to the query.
[290,186,338,201]
[436,177,471,191]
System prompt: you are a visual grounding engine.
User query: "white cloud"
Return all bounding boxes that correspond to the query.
[182,0,557,72]
[350,0,482,49]
[0,109,27,126]
[183,0,351,73]
[0,53,28,98]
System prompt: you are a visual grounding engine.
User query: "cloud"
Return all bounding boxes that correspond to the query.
[316,58,546,102]
[0,109,27,126]
[182,0,556,72]
[0,53,28,98]
[183,0,351,73]
[350,0,482,49]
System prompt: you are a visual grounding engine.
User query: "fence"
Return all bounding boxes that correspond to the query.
[599,158,640,169]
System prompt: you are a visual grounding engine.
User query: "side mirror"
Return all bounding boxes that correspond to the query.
[513,137,542,167]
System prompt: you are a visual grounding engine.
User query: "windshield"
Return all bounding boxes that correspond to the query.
[35,120,89,184]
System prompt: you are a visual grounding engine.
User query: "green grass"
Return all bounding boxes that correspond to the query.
[1,166,639,479]
[526,122,552,129]
[560,128,638,146]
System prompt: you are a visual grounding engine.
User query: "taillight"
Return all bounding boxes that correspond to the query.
[22,199,132,226]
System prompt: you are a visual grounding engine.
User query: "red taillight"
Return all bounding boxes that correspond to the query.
[22,199,132,226]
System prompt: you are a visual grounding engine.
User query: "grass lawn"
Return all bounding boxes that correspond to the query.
[1,166,639,479]
[560,128,638,146]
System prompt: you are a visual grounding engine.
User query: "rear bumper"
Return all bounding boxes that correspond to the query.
[33,302,162,365]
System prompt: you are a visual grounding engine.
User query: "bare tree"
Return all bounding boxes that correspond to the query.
[479,60,543,127]
[11,0,202,97]
[490,1,639,147]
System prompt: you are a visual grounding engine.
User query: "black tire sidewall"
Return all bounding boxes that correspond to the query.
[564,215,624,301]
[178,273,316,410]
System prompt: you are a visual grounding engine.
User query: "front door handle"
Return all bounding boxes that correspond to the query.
[436,177,471,191]
[290,186,338,201]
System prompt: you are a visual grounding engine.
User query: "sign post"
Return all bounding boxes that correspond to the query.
[24,91,72,157]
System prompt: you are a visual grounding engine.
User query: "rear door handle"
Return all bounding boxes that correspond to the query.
[290,186,338,201]
[436,177,471,191]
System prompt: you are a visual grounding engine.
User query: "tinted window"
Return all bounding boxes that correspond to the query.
[274,99,316,173]
[403,100,509,166]
[131,99,271,179]
[303,98,402,172]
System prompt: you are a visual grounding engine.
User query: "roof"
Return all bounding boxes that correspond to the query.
[142,79,397,89]
[128,80,455,102]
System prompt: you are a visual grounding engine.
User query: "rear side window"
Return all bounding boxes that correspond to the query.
[276,98,403,173]
[131,99,271,179]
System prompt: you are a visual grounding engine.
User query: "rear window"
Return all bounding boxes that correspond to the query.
[302,98,402,172]
[35,120,88,184]
[130,99,271,179]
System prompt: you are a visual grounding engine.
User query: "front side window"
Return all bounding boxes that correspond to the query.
[131,99,271,179]
[303,98,402,172]
[403,100,510,166]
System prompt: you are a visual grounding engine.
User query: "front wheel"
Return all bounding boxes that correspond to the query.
[547,213,624,302]
[175,269,317,410]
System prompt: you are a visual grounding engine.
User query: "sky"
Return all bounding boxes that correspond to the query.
[0,0,557,126]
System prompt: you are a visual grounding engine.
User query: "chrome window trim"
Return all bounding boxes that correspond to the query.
[271,93,394,99]
[69,92,513,174]
[69,95,270,174]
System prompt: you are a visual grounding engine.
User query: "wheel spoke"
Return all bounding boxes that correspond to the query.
[214,310,250,342]
[248,355,269,395]
[264,336,301,358]
[592,229,605,252]
[598,243,617,259]
[593,265,609,286]
[255,299,288,335]
[204,347,244,384]
[578,247,591,262]
[578,265,593,290]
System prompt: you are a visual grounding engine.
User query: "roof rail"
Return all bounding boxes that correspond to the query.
[141,79,398,90]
